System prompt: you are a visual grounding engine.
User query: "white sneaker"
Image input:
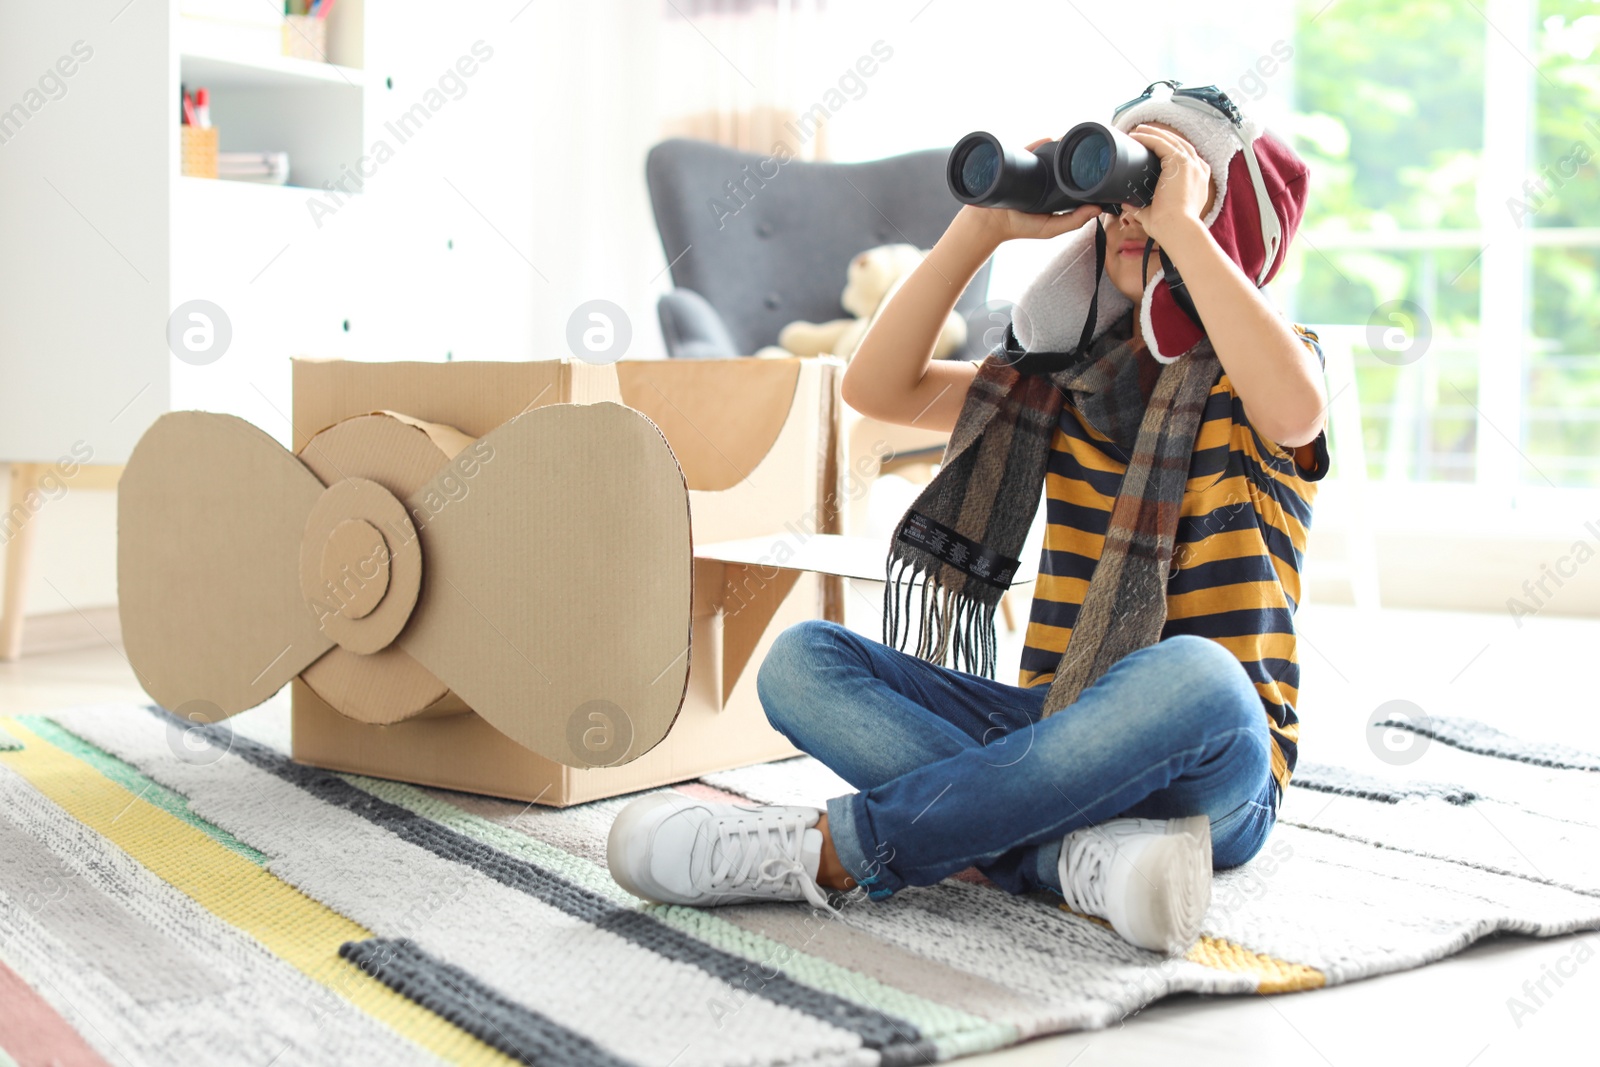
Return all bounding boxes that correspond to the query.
[607,792,834,910]
[1057,815,1212,955]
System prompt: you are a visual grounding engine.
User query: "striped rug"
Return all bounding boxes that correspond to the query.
[1,704,1597,1067]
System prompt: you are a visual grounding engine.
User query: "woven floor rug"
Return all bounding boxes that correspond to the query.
[2,704,1598,1067]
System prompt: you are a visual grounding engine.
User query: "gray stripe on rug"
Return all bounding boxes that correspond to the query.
[1279,819,1600,898]
[1292,762,1480,805]
[1377,715,1600,772]
[716,903,1052,1024]
[0,809,226,1004]
[341,938,641,1067]
[150,708,933,1063]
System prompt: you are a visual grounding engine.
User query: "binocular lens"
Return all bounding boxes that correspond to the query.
[947,125,1157,214]
[956,140,1000,199]
[1066,131,1112,190]
[1055,122,1159,208]
[946,131,1085,215]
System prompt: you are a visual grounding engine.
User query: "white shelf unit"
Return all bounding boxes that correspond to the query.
[179,33,365,192]
[0,2,374,465]
[168,0,372,437]
[1,0,553,473]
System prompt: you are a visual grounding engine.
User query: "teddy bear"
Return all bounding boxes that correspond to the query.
[755,243,967,362]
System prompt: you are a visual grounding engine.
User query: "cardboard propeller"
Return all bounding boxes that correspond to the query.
[117,401,693,770]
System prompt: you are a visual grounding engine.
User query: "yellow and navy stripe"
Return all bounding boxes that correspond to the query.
[1021,326,1328,797]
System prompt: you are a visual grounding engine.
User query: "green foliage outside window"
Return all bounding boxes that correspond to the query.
[1290,0,1600,485]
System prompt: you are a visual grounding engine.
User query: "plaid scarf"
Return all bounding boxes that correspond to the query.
[883,310,1222,715]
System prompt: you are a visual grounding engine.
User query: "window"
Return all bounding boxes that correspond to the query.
[1291,0,1600,491]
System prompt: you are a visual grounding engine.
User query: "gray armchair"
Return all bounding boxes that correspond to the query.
[645,138,992,359]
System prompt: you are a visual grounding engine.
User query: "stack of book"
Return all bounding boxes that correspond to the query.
[217,151,291,185]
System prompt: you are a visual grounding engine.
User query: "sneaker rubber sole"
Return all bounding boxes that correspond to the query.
[606,792,690,905]
[1110,814,1213,955]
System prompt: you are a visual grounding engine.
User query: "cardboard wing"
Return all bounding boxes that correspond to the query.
[117,402,693,770]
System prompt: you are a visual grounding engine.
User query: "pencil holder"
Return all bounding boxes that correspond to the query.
[181,125,219,179]
[282,15,328,62]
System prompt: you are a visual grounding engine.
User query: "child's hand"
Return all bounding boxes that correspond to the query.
[1123,124,1213,245]
[955,138,1103,245]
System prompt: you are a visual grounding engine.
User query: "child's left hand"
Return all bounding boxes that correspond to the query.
[1123,123,1213,245]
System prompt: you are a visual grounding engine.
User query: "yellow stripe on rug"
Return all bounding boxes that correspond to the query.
[1059,904,1326,993]
[1186,936,1325,994]
[0,718,520,1067]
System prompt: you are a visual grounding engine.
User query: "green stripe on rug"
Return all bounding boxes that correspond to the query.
[20,716,267,865]
[342,774,1017,1060]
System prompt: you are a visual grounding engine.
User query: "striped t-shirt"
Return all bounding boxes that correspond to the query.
[1018,323,1327,799]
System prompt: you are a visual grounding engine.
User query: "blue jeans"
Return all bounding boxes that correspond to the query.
[756,620,1278,900]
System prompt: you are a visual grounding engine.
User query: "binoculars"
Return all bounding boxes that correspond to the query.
[946,123,1159,214]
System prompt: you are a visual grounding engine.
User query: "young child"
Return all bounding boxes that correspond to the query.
[608,84,1327,955]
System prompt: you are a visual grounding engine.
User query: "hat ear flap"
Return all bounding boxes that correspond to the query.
[1141,269,1206,365]
[1013,222,1134,353]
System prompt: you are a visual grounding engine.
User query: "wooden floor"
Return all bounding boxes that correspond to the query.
[2,601,1596,1066]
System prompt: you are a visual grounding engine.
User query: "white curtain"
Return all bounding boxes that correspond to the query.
[657,0,836,159]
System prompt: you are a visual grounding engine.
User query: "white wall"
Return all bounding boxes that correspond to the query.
[11,486,118,618]
[0,0,171,467]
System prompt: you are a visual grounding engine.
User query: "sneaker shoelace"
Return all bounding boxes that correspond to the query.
[1059,828,1113,919]
[702,811,835,911]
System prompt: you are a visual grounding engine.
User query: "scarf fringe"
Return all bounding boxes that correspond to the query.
[884,555,999,679]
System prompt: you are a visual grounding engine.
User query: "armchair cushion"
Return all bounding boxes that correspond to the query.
[658,288,741,360]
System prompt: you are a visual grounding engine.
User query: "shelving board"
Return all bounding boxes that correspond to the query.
[179,49,364,92]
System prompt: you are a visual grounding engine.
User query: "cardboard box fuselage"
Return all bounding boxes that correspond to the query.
[288,357,844,806]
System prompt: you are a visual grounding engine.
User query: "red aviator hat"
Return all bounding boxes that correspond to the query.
[1013,82,1310,363]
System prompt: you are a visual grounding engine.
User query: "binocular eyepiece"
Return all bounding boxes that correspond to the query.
[946,123,1159,214]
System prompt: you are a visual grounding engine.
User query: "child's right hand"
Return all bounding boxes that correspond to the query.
[955,138,1104,244]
